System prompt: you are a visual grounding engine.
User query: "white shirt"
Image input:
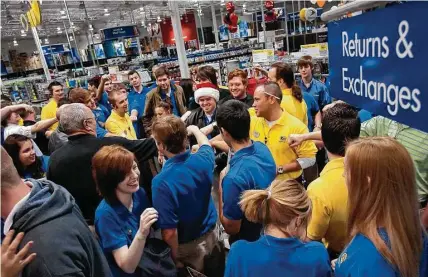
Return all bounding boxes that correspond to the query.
[265,119,279,128]
[3,182,32,235]
[3,124,43,157]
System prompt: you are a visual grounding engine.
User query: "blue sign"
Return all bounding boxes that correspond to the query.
[101,25,139,41]
[42,44,65,55]
[328,2,428,132]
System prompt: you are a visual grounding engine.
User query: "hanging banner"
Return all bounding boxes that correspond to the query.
[328,2,428,132]
[100,25,139,41]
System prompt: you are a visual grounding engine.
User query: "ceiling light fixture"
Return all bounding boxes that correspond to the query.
[104,9,108,12]
[157,16,161,22]
[57,27,61,31]
[104,13,110,16]
[60,10,65,15]
[89,24,93,31]
[139,7,144,11]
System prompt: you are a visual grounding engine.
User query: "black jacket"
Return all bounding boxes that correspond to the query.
[12,179,112,277]
[218,94,254,108]
[185,107,219,146]
[47,134,157,224]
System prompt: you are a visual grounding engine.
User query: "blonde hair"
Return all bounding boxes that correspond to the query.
[345,137,424,277]
[239,179,311,240]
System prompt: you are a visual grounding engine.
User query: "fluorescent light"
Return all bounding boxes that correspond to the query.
[60,10,65,14]
[57,27,61,30]
[61,15,67,19]
[57,30,63,34]
[21,30,25,33]
[104,13,110,16]
[104,8,108,12]
[140,7,144,11]
[21,33,27,37]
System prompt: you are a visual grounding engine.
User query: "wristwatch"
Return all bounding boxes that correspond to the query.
[277,166,284,174]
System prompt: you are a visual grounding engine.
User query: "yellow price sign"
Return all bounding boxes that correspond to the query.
[252,49,275,63]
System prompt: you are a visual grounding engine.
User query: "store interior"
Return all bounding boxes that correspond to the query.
[1,0,347,110]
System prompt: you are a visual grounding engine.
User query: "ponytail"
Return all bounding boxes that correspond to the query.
[240,189,270,224]
[292,84,303,102]
[239,179,312,238]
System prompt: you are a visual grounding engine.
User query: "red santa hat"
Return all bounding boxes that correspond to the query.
[194,84,220,104]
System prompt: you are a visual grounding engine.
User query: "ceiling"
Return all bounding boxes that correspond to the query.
[0,0,265,40]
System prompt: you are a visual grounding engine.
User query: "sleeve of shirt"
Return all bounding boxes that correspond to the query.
[152,180,178,229]
[190,144,215,170]
[294,125,317,158]
[311,96,320,114]
[96,124,108,138]
[95,209,128,252]
[360,117,380,137]
[222,174,244,221]
[307,191,331,241]
[320,85,332,108]
[103,137,158,164]
[40,105,51,120]
[5,126,36,139]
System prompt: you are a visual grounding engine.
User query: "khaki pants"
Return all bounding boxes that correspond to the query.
[177,225,225,275]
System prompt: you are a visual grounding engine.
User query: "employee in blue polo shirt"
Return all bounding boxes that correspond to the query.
[127,70,149,138]
[334,137,428,277]
[225,179,331,277]
[151,115,222,276]
[297,55,332,110]
[93,145,158,277]
[216,100,276,244]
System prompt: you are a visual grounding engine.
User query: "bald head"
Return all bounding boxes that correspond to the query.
[1,147,21,188]
[59,103,95,136]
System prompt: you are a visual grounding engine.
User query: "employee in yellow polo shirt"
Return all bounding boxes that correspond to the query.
[306,102,360,259]
[251,82,316,181]
[105,89,137,140]
[41,81,65,131]
[267,62,308,126]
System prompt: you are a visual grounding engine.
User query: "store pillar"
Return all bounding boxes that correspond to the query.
[211,4,220,48]
[31,26,51,81]
[168,0,190,78]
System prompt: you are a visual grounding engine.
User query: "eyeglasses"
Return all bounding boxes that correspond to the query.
[263,91,280,100]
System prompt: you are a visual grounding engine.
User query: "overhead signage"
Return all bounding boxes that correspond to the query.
[301,43,328,56]
[328,2,427,132]
[100,25,139,41]
[42,44,65,55]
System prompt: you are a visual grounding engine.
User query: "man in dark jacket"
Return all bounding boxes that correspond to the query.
[1,147,112,277]
[143,66,187,135]
[47,103,158,225]
[185,85,220,145]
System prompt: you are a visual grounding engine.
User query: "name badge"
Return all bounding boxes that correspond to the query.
[253,131,260,138]
[279,136,287,142]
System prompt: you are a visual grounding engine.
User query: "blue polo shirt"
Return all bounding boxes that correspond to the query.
[302,92,320,131]
[222,142,276,243]
[160,86,179,116]
[95,188,151,277]
[93,105,110,125]
[128,86,149,117]
[99,91,112,114]
[225,235,331,277]
[335,230,428,277]
[299,78,332,109]
[152,145,217,244]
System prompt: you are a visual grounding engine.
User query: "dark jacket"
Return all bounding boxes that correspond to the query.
[47,134,157,224]
[218,94,254,108]
[143,84,187,135]
[12,179,112,277]
[185,107,219,145]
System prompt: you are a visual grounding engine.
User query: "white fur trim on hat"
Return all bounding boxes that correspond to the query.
[194,87,220,104]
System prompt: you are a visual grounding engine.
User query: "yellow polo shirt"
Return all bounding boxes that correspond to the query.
[307,157,348,253]
[281,88,308,126]
[41,99,58,130]
[250,111,317,180]
[105,110,137,140]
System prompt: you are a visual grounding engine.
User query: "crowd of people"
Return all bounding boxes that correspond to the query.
[1,54,428,277]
